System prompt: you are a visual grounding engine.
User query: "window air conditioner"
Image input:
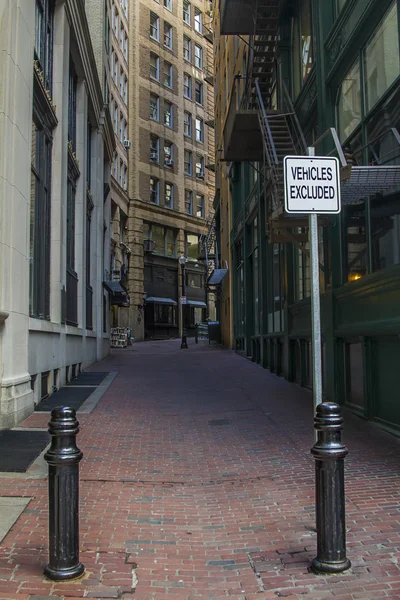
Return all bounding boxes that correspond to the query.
[165,159,174,167]
[196,173,205,179]
[150,151,158,161]
[123,139,131,149]
[144,239,156,253]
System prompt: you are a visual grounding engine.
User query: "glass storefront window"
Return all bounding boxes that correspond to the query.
[338,59,361,142]
[371,194,400,272]
[364,3,399,113]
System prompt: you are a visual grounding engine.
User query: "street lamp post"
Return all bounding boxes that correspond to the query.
[179,254,188,349]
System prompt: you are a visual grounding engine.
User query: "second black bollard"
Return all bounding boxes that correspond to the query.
[44,406,85,581]
[311,402,351,574]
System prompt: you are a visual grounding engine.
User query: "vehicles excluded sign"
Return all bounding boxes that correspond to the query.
[284,156,341,214]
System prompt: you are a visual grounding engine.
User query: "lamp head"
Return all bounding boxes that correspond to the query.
[178,254,187,266]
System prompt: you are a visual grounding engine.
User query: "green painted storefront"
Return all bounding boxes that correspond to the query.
[219,0,400,435]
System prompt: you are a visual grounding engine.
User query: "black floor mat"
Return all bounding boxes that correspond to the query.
[34,386,95,412]
[67,372,109,386]
[0,430,50,472]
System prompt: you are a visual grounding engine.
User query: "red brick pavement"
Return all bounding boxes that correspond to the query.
[0,339,399,599]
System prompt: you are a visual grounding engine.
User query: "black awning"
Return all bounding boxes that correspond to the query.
[103,280,130,307]
[208,269,228,286]
[103,280,126,294]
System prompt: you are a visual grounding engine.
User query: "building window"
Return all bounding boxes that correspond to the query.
[194,44,203,69]
[150,53,160,80]
[68,60,77,151]
[183,0,191,24]
[195,117,204,142]
[183,36,191,62]
[184,149,193,174]
[114,56,119,85]
[184,73,192,98]
[144,223,176,256]
[185,189,193,214]
[113,102,118,133]
[165,182,174,208]
[185,233,199,259]
[150,135,159,162]
[196,193,205,218]
[150,12,159,40]
[123,164,127,190]
[196,154,204,178]
[113,152,118,178]
[123,75,128,104]
[150,177,159,204]
[292,0,313,98]
[194,8,202,33]
[337,59,361,142]
[164,22,172,48]
[120,67,124,95]
[114,10,119,37]
[119,112,124,142]
[30,123,52,320]
[164,61,173,87]
[195,80,203,104]
[119,159,124,187]
[164,0,172,10]
[150,94,159,120]
[364,3,399,113]
[184,111,192,136]
[164,141,173,166]
[120,24,124,51]
[164,100,172,127]
[35,0,54,93]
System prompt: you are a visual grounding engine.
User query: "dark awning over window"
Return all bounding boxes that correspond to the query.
[146,297,177,305]
[208,269,228,286]
[103,280,130,307]
[187,300,207,308]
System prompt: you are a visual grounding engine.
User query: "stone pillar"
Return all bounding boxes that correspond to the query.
[0,2,35,428]
[50,3,70,326]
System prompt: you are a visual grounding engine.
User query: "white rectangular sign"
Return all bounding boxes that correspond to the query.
[284,156,341,214]
[180,296,187,305]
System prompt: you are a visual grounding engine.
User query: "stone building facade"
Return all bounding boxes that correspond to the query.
[0,0,115,428]
[127,0,215,340]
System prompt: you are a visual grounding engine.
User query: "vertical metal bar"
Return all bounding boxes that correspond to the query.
[308,147,323,440]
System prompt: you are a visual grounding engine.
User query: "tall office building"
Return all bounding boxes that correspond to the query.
[106,0,131,326]
[127,0,216,341]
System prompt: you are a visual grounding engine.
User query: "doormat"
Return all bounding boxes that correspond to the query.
[67,371,109,386]
[0,430,50,472]
[34,386,95,412]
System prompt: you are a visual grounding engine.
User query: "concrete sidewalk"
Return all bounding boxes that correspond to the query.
[0,339,399,599]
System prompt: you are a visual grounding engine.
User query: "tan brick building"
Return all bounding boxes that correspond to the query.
[107,0,131,327]
[127,0,215,340]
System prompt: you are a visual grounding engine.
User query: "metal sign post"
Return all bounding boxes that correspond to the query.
[283,149,340,439]
[308,148,322,440]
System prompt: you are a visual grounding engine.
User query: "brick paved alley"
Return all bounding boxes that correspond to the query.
[0,340,400,600]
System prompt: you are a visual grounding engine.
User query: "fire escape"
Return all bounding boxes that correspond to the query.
[216,0,400,259]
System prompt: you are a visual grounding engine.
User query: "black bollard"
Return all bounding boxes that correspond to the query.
[311,402,351,574]
[44,407,85,581]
